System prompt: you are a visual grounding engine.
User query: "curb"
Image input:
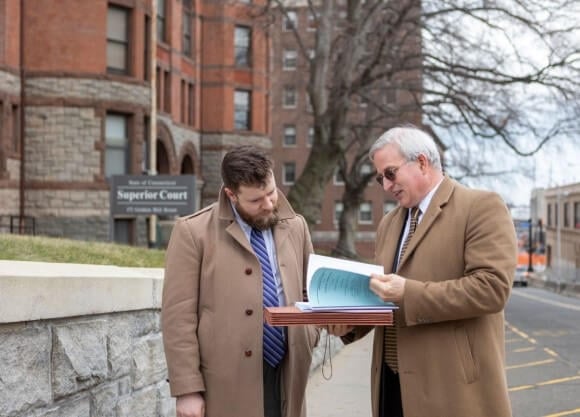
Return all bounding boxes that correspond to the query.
[526,272,580,299]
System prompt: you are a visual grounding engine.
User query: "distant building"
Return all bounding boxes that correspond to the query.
[0,0,269,244]
[543,182,580,283]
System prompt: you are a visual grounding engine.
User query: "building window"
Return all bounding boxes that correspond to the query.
[564,202,569,228]
[283,11,297,31]
[188,83,195,125]
[11,105,19,153]
[234,90,251,130]
[181,80,187,123]
[307,126,314,147]
[547,203,552,227]
[283,162,296,185]
[283,86,297,108]
[283,49,297,70]
[555,202,559,227]
[157,0,166,43]
[155,67,161,110]
[283,125,297,146]
[384,201,396,214]
[234,26,251,67]
[574,202,580,229]
[164,70,171,113]
[334,201,343,224]
[182,1,193,57]
[359,201,373,224]
[144,15,151,80]
[107,5,129,74]
[333,167,344,185]
[105,114,129,178]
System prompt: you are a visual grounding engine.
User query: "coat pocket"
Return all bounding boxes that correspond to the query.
[454,325,479,384]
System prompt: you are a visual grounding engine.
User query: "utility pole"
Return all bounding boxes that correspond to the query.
[527,218,534,273]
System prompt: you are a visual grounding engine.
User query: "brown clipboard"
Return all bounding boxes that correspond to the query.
[264,305,394,326]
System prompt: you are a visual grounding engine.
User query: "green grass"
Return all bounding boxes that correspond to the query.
[0,234,166,268]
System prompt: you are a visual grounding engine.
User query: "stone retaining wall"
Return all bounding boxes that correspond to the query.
[0,261,172,417]
[0,260,338,417]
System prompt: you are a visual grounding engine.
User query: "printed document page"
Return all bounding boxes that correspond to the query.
[300,254,395,311]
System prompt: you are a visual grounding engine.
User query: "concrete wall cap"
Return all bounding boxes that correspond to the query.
[0,261,165,324]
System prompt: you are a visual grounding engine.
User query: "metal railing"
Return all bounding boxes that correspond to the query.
[0,215,36,235]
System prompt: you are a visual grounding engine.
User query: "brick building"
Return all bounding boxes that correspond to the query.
[0,0,270,244]
[1,0,433,258]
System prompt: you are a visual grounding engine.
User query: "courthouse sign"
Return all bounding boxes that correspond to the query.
[110,175,196,216]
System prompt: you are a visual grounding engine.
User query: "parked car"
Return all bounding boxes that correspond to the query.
[514,265,529,287]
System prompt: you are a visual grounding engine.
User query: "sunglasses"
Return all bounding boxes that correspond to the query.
[375,161,411,186]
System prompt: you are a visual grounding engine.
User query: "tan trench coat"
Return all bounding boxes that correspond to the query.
[162,189,317,417]
[349,177,517,417]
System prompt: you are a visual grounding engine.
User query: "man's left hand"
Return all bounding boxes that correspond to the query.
[370,273,406,303]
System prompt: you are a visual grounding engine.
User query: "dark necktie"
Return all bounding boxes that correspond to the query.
[250,228,286,367]
[384,207,421,372]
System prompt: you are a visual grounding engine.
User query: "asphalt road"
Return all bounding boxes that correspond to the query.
[506,287,580,417]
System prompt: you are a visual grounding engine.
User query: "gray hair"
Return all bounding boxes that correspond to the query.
[368,125,442,171]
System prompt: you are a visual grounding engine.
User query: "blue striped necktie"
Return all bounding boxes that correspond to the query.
[250,228,286,367]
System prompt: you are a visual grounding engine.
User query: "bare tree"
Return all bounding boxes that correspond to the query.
[262,0,580,258]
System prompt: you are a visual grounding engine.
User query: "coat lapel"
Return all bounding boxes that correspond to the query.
[397,177,455,270]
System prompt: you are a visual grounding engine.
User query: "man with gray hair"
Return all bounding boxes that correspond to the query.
[328,125,517,417]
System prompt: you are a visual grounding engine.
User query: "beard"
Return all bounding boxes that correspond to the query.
[235,202,280,230]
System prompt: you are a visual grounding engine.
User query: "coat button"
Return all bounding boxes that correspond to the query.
[245,267,252,275]
[244,350,252,357]
[245,309,253,316]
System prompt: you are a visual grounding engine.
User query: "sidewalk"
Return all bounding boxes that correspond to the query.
[307,332,374,417]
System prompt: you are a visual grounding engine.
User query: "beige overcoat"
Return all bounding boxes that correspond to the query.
[162,188,317,417]
[348,177,517,417]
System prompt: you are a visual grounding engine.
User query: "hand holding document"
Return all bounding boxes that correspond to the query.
[299,254,396,311]
[264,254,395,326]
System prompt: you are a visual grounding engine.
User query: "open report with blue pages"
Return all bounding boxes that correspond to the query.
[263,254,395,326]
[295,253,397,312]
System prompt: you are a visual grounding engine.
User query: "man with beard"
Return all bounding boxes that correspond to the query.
[162,145,318,417]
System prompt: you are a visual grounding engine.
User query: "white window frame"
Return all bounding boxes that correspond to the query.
[283,125,297,147]
[283,49,297,70]
[283,86,297,108]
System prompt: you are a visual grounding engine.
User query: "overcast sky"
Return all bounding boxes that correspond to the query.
[451,136,580,214]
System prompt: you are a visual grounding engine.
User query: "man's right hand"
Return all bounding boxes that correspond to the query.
[176,392,205,417]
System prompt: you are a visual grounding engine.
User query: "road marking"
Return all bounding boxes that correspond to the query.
[543,407,580,417]
[544,348,559,358]
[534,330,571,337]
[506,322,537,344]
[512,347,536,353]
[509,384,534,392]
[506,358,555,370]
[537,375,580,386]
[509,375,580,392]
[511,290,580,311]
